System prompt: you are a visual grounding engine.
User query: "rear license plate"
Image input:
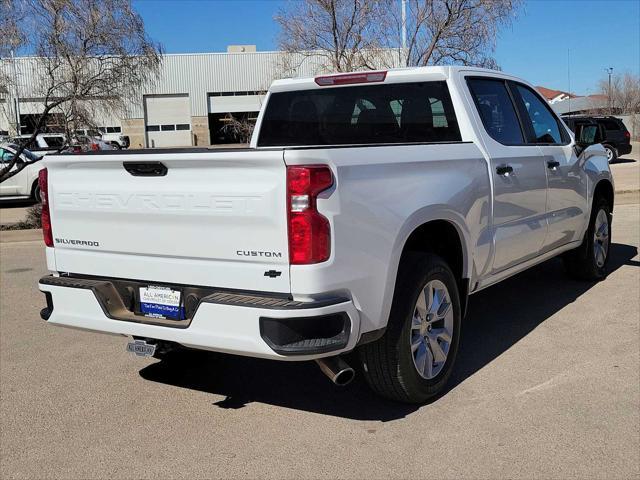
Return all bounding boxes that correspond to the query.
[126,339,156,357]
[139,285,184,320]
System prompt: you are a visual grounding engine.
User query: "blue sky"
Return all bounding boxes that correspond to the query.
[134,0,640,94]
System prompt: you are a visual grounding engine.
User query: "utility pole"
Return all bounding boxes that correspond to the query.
[10,49,21,135]
[401,0,407,66]
[567,49,571,115]
[606,67,614,113]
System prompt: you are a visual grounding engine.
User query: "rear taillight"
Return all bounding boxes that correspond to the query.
[624,131,630,139]
[39,168,53,247]
[287,165,333,264]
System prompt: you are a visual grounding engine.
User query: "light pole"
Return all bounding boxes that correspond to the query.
[10,50,21,135]
[606,67,614,113]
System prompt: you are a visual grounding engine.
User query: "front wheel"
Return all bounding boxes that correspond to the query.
[564,197,612,280]
[359,253,461,403]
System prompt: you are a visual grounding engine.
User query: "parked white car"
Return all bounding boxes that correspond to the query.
[11,133,67,156]
[74,127,130,149]
[0,144,44,201]
[37,67,613,403]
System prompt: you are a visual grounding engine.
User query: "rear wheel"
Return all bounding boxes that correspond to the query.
[31,181,42,203]
[603,144,617,163]
[564,197,611,280]
[110,142,121,150]
[359,253,461,403]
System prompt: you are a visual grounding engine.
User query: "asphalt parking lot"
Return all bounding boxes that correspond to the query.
[1,201,638,478]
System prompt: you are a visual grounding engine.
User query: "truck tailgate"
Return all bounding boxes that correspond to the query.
[46,149,290,293]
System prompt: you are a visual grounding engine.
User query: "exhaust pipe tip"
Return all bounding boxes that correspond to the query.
[333,367,355,386]
[315,356,355,386]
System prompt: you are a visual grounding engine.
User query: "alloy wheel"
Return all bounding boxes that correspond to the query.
[593,208,609,268]
[605,147,614,162]
[410,279,454,379]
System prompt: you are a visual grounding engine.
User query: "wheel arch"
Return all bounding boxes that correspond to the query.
[392,213,471,318]
[593,179,614,211]
[30,177,40,200]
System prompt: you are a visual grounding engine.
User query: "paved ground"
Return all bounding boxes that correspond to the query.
[0,200,35,226]
[1,142,639,225]
[1,202,638,478]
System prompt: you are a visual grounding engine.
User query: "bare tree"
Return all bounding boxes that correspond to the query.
[276,0,521,73]
[598,72,640,115]
[221,114,256,144]
[276,0,391,73]
[399,0,521,68]
[0,0,162,183]
[0,0,25,57]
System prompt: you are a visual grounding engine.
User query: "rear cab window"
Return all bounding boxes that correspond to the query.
[257,81,461,147]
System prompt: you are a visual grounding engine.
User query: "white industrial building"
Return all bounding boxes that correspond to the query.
[0,46,349,148]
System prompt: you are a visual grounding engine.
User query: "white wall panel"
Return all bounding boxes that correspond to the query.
[208,94,265,113]
[1,50,400,120]
[145,94,190,124]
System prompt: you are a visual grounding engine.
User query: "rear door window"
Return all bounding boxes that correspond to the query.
[258,81,461,147]
[600,119,621,131]
[43,136,65,148]
[467,78,525,145]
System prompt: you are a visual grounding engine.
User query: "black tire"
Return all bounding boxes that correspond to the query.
[110,142,121,150]
[31,181,42,203]
[603,144,618,163]
[563,197,612,280]
[359,253,461,403]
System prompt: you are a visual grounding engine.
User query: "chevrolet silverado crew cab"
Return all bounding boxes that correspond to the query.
[38,67,613,403]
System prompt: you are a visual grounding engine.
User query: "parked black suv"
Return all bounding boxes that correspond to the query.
[562,115,632,162]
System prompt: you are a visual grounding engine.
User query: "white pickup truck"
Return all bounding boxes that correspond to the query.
[38,67,613,403]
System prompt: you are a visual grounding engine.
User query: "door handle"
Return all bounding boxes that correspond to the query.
[496,165,513,176]
[123,161,168,177]
[547,160,560,170]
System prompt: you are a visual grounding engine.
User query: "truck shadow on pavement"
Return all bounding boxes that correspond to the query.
[139,242,638,421]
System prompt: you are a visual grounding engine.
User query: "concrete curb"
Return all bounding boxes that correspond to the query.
[0,229,42,243]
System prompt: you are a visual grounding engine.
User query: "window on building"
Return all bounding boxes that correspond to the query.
[146,125,160,132]
[467,78,525,145]
[161,125,176,131]
[176,124,190,130]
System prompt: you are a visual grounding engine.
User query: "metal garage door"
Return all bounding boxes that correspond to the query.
[144,94,191,148]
